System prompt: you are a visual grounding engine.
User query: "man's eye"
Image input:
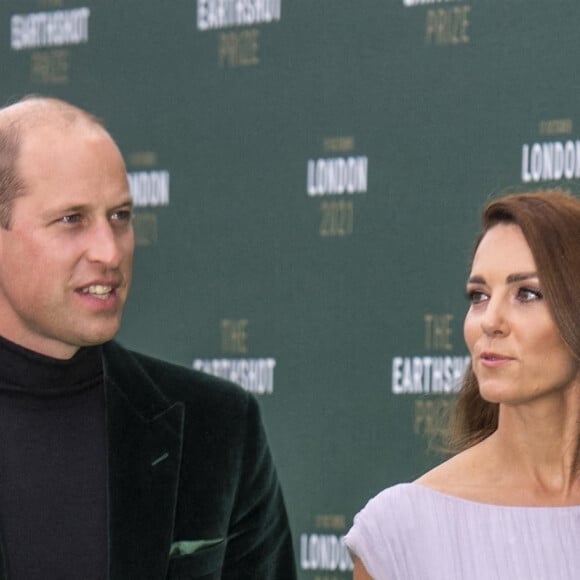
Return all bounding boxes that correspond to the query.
[111,210,132,223]
[59,214,82,224]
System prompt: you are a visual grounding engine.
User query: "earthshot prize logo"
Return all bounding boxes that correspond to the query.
[192,358,276,395]
[403,0,456,5]
[10,7,90,50]
[520,119,580,184]
[196,0,282,68]
[10,7,90,83]
[402,0,471,47]
[128,170,171,209]
[392,314,469,396]
[192,319,276,395]
[300,514,354,575]
[196,0,281,30]
[393,314,470,447]
[306,137,368,238]
[127,152,171,246]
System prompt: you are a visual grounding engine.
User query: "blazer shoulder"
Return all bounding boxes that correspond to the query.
[104,340,253,412]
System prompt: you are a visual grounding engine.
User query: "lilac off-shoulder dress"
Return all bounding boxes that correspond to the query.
[344,483,580,580]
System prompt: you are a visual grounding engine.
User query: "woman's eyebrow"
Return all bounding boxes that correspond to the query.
[506,272,538,284]
[467,272,538,285]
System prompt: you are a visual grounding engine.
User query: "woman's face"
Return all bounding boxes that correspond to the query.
[464,223,579,405]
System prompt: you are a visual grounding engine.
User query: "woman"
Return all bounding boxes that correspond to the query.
[345,191,580,579]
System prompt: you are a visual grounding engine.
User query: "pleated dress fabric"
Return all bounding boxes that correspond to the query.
[345,483,580,580]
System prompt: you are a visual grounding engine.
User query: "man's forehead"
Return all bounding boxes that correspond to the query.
[1,99,109,156]
[22,116,107,147]
[14,117,128,200]
[24,111,121,165]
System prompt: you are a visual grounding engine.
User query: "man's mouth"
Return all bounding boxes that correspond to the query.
[79,285,114,300]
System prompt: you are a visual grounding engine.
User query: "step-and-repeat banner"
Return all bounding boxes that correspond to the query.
[2,1,579,577]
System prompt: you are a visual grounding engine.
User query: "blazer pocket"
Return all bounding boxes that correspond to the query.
[167,540,226,579]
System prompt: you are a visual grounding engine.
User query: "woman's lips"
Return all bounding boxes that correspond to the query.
[479,352,514,368]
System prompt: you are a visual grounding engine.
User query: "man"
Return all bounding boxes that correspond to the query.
[0,96,296,580]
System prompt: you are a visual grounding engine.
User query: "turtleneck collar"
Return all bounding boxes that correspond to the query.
[0,335,103,395]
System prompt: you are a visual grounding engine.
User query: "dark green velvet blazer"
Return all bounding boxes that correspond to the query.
[101,340,296,580]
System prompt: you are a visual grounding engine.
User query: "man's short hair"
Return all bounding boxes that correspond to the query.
[0,123,23,229]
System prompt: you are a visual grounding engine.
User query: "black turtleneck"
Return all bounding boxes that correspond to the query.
[0,336,108,580]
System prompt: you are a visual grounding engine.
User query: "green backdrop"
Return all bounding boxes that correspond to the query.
[2,1,579,576]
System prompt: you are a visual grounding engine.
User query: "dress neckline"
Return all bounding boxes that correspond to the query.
[408,481,580,511]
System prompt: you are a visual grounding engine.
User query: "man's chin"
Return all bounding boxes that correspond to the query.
[74,322,122,348]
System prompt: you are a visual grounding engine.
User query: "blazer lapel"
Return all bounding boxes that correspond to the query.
[103,342,184,580]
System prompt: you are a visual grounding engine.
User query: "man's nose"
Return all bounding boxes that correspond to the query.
[85,220,122,268]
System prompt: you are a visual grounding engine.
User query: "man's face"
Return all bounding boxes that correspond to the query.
[0,122,134,359]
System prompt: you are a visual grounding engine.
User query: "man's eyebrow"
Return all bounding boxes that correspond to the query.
[115,192,133,204]
[42,204,89,218]
[112,194,134,209]
[467,272,538,285]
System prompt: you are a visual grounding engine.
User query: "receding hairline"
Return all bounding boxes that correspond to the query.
[0,96,106,135]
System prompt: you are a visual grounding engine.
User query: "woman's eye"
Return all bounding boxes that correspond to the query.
[516,287,543,302]
[467,290,488,304]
